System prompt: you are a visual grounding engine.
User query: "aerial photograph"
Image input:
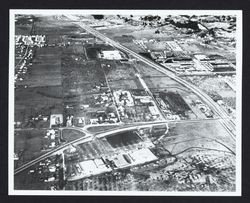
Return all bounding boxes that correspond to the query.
[9,10,241,195]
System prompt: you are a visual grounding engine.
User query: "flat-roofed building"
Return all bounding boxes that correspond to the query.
[128,148,158,165]
[50,114,63,128]
[112,154,130,168]
[99,50,123,60]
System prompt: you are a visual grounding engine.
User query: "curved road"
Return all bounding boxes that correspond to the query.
[14,16,236,175]
[14,127,90,175]
[14,117,233,175]
[64,15,235,138]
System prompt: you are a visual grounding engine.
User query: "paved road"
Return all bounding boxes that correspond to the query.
[14,16,236,175]
[14,127,91,175]
[15,21,35,69]
[64,15,235,139]
[14,117,228,175]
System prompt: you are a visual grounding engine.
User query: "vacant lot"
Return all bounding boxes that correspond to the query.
[34,16,81,36]
[183,76,236,109]
[164,120,235,154]
[61,129,85,142]
[159,91,191,115]
[144,76,184,89]
[106,131,142,148]
[77,139,114,159]
[86,44,114,60]
[14,129,48,167]
[103,61,137,81]
[86,47,100,60]
[108,79,143,90]
[61,54,106,94]
[136,61,167,77]
[15,86,63,125]
[17,47,62,87]
[86,125,121,133]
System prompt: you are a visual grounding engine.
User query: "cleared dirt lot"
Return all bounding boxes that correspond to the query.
[143,76,185,89]
[164,120,235,154]
[108,78,143,90]
[135,61,168,77]
[103,61,137,80]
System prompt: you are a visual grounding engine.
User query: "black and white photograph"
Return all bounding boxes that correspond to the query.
[8,9,242,196]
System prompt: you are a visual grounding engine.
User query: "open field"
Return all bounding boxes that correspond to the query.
[16,46,62,87]
[102,61,137,80]
[14,129,48,168]
[106,131,142,148]
[86,125,121,133]
[61,129,86,142]
[108,79,143,90]
[15,86,63,126]
[61,47,119,124]
[76,139,115,160]
[15,25,33,35]
[13,14,237,192]
[64,119,235,192]
[100,24,182,41]
[164,120,235,152]
[183,76,236,109]
[34,16,81,36]
[143,76,185,89]
[136,61,166,77]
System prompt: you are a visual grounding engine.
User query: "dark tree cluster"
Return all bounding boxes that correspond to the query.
[169,20,201,31]
[92,15,104,20]
[141,15,161,21]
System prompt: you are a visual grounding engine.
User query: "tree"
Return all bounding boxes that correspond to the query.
[92,15,104,20]
[124,18,129,22]
[155,30,160,34]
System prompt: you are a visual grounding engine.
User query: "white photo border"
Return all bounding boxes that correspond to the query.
[9,9,242,196]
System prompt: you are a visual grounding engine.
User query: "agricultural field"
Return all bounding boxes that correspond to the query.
[102,61,137,80]
[14,129,49,168]
[106,131,142,148]
[12,14,238,193]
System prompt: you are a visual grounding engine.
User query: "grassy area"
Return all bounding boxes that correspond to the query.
[106,131,142,148]
[103,61,137,80]
[163,120,236,154]
[143,76,184,89]
[86,125,120,133]
[14,129,47,168]
[61,129,85,142]
[15,86,63,125]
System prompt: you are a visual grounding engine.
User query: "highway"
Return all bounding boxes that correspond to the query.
[14,127,92,175]
[64,15,236,139]
[14,16,236,175]
[14,117,228,175]
[14,121,166,175]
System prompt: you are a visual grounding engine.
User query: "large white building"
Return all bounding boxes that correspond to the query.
[99,50,123,60]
